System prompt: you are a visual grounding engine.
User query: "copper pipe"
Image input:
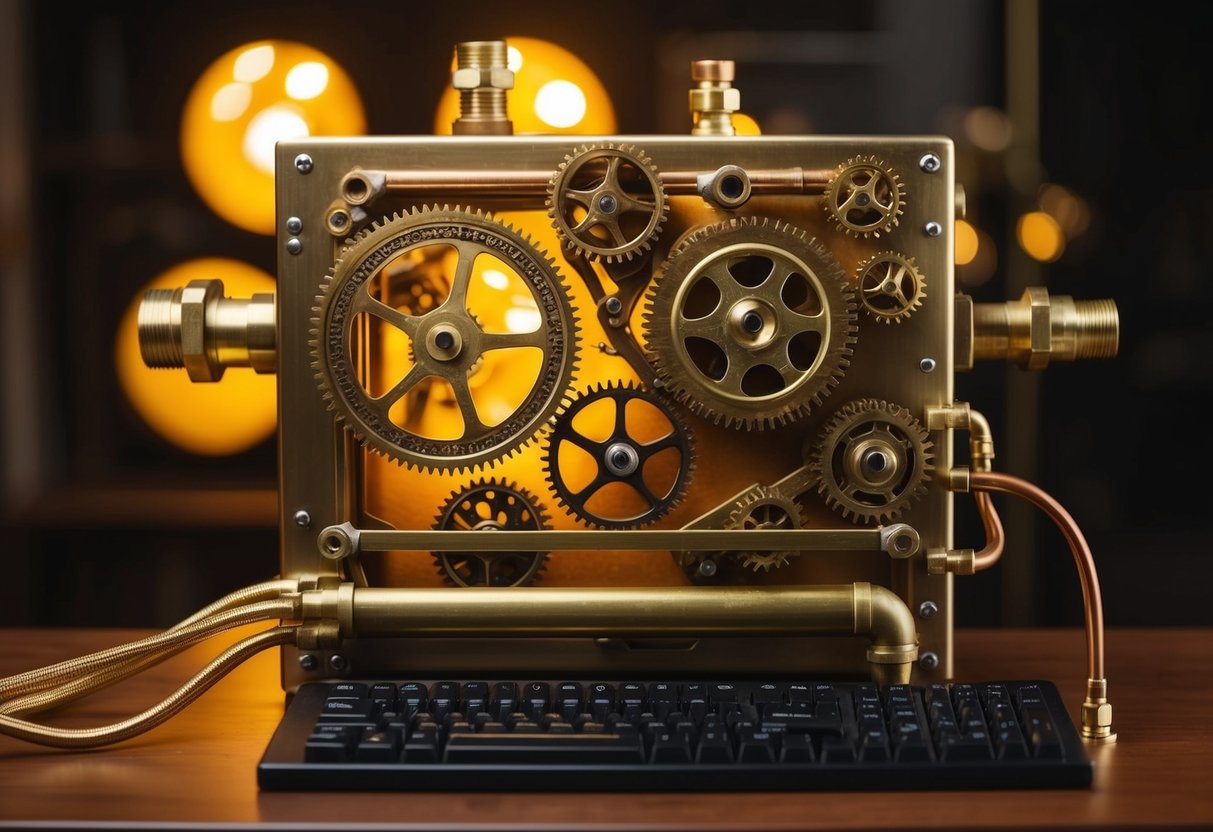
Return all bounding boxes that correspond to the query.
[972,491,1005,571]
[970,471,1102,680]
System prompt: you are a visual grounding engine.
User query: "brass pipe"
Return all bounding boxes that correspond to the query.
[342,582,918,686]
[970,470,1115,741]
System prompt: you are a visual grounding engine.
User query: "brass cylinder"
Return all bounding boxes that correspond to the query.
[137,279,276,382]
[341,582,918,684]
[972,287,1119,370]
[689,59,740,137]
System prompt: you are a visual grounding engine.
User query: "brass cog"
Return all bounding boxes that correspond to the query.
[312,205,580,473]
[546,143,668,263]
[822,155,906,238]
[642,216,857,430]
[432,478,549,587]
[727,485,804,572]
[811,398,934,523]
[857,251,926,324]
[542,381,694,529]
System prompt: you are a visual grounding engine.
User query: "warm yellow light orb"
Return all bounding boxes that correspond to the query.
[730,112,762,135]
[433,37,616,135]
[1017,211,1066,263]
[115,259,278,455]
[181,41,366,235]
[954,219,979,265]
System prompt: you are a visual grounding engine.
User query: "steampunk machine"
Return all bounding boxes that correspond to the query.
[0,40,1120,752]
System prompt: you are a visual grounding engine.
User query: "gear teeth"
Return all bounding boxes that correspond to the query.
[543,380,694,529]
[723,484,804,572]
[855,251,926,324]
[432,477,551,587]
[641,216,856,430]
[810,398,934,524]
[547,142,668,263]
[822,155,906,239]
[309,206,580,473]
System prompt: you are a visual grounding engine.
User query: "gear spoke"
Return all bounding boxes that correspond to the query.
[372,363,432,414]
[480,329,547,352]
[547,143,667,262]
[823,156,905,237]
[446,240,478,308]
[637,431,681,460]
[450,371,487,437]
[351,289,422,336]
[676,313,723,340]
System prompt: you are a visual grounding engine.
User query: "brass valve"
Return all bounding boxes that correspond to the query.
[138,278,276,382]
[955,287,1119,371]
[689,60,740,136]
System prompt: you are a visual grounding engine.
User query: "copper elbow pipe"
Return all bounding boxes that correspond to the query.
[972,491,1005,571]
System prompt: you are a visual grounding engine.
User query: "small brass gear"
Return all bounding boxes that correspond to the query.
[311,205,580,473]
[432,478,549,587]
[811,398,934,524]
[642,216,857,430]
[822,155,906,238]
[546,143,668,263]
[543,381,694,529]
[727,485,804,572]
[856,251,926,324]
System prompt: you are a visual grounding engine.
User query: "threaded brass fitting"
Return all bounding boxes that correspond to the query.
[969,287,1119,370]
[689,60,740,136]
[1080,678,1117,742]
[452,40,513,135]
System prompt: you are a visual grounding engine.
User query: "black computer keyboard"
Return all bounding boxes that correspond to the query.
[257,678,1093,790]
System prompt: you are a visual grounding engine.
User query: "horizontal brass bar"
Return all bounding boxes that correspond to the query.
[347,527,884,553]
[373,168,830,197]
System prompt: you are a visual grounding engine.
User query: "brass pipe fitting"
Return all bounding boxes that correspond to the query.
[689,60,740,136]
[451,40,513,135]
[1081,678,1116,742]
[926,548,976,576]
[926,403,994,474]
[137,279,276,382]
[968,286,1119,370]
[303,582,918,686]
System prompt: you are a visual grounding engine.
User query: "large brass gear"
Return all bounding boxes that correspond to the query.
[811,398,934,524]
[312,205,580,473]
[822,155,906,238]
[546,143,668,263]
[542,381,694,529]
[642,216,857,430]
[727,485,805,572]
[856,251,926,324]
[432,478,549,587]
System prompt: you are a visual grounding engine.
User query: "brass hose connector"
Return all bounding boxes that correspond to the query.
[451,40,513,135]
[1081,678,1116,742]
[138,279,276,382]
[957,286,1119,370]
[689,60,740,136]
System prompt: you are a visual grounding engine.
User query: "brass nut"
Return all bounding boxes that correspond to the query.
[179,279,223,383]
[1080,699,1116,741]
[452,66,514,90]
[689,87,741,113]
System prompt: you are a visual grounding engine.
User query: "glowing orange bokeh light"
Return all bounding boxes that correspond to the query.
[181,40,366,235]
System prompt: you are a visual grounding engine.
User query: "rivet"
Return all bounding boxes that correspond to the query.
[294,154,314,174]
[299,654,319,671]
[286,238,303,255]
[286,216,303,235]
[918,600,939,619]
[919,357,937,373]
[919,651,940,670]
[924,221,943,237]
[919,152,942,173]
[294,510,311,527]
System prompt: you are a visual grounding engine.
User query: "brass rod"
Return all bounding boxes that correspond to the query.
[374,168,830,197]
[345,527,884,553]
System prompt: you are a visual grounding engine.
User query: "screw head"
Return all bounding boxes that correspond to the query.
[697,559,718,577]
[286,216,303,235]
[919,357,937,373]
[924,221,943,237]
[604,296,623,315]
[286,237,303,255]
[919,651,940,670]
[299,654,319,671]
[331,211,348,228]
[919,152,942,173]
[294,153,314,174]
[597,194,618,214]
[294,509,311,527]
[329,654,349,672]
[918,600,939,619]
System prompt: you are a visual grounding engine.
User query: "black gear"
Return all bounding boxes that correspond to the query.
[432,478,549,587]
[543,381,694,528]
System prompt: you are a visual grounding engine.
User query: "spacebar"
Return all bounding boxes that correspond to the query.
[443,734,646,764]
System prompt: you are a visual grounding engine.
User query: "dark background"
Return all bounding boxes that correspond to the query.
[0,0,1206,628]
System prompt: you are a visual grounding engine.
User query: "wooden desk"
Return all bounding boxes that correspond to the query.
[1,627,1210,830]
